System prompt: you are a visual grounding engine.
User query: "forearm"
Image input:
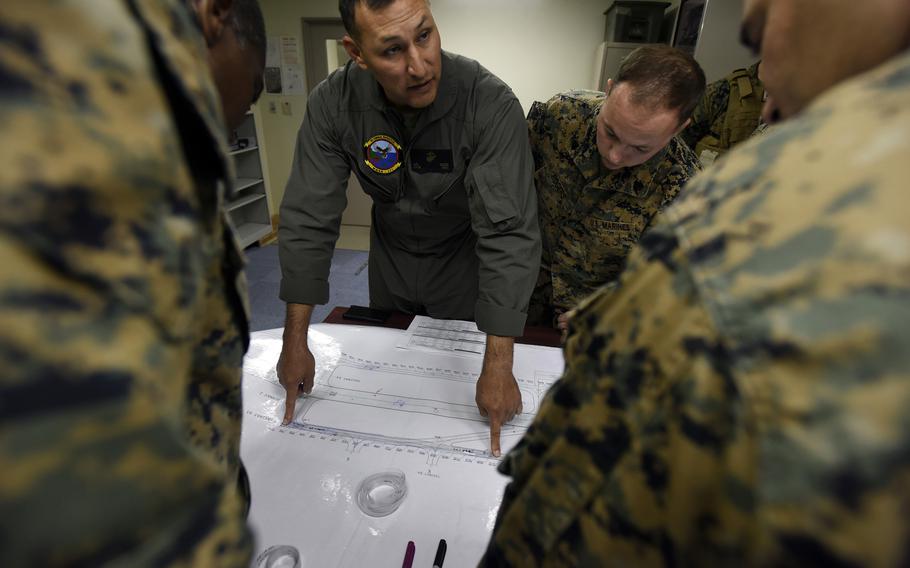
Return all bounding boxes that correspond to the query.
[283,303,314,345]
[482,335,515,375]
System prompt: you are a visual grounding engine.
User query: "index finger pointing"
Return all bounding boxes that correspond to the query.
[282,384,298,425]
[489,416,502,458]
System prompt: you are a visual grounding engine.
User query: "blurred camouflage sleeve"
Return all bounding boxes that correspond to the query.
[0,1,250,565]
[483,221,742,566]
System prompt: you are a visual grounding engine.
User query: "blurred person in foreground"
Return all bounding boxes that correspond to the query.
[0,0,264,564]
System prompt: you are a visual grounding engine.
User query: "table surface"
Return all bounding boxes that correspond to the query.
[322,306,563,348]
[241,325,566,567]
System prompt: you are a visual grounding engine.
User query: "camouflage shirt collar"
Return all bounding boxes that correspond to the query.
[575,109,672,197]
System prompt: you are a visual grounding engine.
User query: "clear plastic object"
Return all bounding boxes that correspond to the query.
[255,545,301,568]
[356,470,408,517]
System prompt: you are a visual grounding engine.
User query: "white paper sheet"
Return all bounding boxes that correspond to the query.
[241,325,564,567]
[281,65,305,95]
[395,315,487,356]
[279,36,300,66]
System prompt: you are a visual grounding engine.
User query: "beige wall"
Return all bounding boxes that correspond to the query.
[255,0,607,212]
[255,0,337,212]
[431,0,607,113]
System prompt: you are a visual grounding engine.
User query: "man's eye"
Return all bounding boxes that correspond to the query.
[417,30,430,42]
[384,46,401,56]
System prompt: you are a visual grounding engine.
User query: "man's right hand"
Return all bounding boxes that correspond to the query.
[277,341,315,425]
[277,303,317,425]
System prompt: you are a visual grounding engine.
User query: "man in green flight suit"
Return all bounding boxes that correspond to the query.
[527,45,704,331]
[482,0,910,565]
[277,0,540,457]
[682,60,766,166]
[0,0,264,565]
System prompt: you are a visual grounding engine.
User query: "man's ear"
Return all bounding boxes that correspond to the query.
[342,35,368,70]
[605,78,614,96]
[675,117,692,135]
[195,0,234,47]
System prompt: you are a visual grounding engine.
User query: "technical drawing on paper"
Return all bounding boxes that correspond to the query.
[395,315,488,355]
[243,325,564,460]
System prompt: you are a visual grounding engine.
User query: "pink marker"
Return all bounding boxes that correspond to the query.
[402,541,416,568]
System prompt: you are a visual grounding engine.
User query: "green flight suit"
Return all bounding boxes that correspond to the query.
[279,51,540,336]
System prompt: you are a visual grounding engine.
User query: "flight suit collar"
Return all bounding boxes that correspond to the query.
[573,105,670,198]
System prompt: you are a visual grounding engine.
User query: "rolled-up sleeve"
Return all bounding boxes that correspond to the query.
[278,83,351,306]
[465,87,541,336]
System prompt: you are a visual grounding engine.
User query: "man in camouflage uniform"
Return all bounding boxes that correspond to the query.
[482,0,910,565]
[682,61,765,166]
[0,0,264,565]
[527,46,704,329]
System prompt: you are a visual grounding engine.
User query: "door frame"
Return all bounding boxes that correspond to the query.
[302,17,348,94]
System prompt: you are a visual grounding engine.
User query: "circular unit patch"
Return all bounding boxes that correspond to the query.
[363,134,402,174]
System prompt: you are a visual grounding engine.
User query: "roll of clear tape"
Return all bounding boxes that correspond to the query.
[356,470,408,517]
[255,545,301,568]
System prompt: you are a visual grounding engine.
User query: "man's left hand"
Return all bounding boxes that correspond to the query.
[475,336,522,457]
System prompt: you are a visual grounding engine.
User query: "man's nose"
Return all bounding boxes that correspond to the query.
[609,146,624,165]
[406,46,426,78]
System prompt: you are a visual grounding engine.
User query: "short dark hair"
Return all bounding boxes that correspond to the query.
[231,0,266,58]
[615,45,706,123]
[339,0,397,38]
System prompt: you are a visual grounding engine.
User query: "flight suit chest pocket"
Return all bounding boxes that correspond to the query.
[467,162,518,230]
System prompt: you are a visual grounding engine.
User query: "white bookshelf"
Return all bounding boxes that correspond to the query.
[227,110,274,248]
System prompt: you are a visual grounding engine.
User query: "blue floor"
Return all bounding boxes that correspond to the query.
[244,244,370,332]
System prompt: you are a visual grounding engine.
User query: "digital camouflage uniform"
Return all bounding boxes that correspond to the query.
[682,61,764,165]
[0,0,252,565]
[482,50,910,566]
[527,90,699,327]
